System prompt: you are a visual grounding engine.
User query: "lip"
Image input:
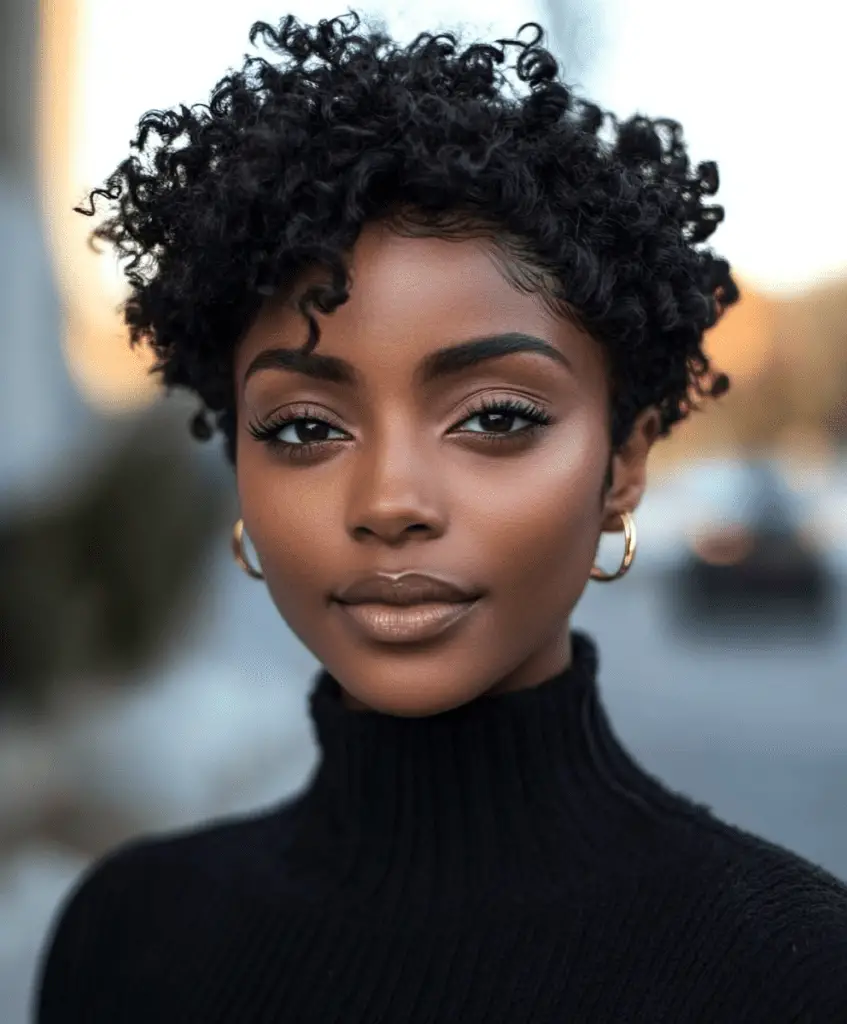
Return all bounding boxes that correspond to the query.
[334,598,480,644]
[333,572,480,606]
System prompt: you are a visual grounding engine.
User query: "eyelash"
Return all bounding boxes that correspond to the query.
[247,397,554,461]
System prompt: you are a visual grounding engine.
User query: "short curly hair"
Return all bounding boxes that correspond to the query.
[78,12,737,466]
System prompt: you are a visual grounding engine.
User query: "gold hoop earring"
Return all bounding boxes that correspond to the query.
[232,519,264,580]
[590,510,636,583]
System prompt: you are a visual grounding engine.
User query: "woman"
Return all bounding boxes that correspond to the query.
[36,12,847,1022]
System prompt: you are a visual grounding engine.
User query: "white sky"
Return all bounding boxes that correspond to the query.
[77,0,847,293]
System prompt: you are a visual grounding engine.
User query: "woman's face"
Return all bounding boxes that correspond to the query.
[234,223,655,716]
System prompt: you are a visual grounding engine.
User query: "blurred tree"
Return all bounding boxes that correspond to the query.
[0,402,231,709]
[0,0,36,185]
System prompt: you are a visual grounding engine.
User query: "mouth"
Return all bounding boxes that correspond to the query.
[331,570,483,644]
[332,598,481,645]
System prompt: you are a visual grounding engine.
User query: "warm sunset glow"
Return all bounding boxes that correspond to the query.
[706,282,775,383]
[36,0,158,412]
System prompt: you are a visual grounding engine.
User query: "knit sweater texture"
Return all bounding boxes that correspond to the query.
[36,633,847,1022]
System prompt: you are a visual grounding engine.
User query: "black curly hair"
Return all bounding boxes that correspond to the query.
[77,11,737,466]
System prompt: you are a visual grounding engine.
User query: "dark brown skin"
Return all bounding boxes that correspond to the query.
[234,222,658,717]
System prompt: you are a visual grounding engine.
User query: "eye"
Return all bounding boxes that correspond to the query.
[461,408,536,434]
[453,397,553,436]
[246,406,351,457]
[273,418,347,445]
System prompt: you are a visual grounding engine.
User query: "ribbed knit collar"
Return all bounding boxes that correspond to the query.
[285,632,686,911]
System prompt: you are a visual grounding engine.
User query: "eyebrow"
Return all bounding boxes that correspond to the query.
[242,331,572,390]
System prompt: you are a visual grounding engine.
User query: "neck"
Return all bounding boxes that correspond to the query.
[284,632,684,914]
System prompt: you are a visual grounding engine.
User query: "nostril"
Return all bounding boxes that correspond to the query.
[351,520,437,543]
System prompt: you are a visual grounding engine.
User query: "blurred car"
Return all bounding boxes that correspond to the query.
[667,459,835,629]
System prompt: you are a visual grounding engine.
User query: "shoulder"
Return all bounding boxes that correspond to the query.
[61,797,295,906]
[677,813,847,1020]
[35,799,299,1022]
[692,813,847,928]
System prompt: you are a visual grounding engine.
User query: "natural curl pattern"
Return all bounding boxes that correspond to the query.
[77,12,737,464]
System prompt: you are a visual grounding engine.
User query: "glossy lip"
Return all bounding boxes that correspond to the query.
[333,571,481,606]
[332,571,483,645]
[334,598,480,644]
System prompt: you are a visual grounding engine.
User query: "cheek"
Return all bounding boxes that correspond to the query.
[236,450,339,595]
[468,422,605,524]
[454,427,606,591]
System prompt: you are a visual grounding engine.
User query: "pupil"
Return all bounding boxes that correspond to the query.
[481,411,513,433]
[297,420,329,443]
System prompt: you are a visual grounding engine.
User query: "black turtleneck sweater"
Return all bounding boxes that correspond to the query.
[36,634,847,1022]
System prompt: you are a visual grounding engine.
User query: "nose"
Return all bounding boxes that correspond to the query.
[345,428,447,545]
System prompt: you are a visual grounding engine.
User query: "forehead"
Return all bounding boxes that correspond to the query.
[236,223,586,380]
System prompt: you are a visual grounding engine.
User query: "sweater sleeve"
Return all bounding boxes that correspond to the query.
[744,870,847,1023]
[766,921,847,1022]
[34,841,148,1024]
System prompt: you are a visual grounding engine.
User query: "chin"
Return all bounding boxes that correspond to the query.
[337,659,492,718]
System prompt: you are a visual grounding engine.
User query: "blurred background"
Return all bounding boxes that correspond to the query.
[2,0,847,1019]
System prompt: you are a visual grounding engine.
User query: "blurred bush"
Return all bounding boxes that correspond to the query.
[0,402,231,709]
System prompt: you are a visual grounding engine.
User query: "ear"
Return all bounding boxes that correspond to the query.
[601,408,661,532]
